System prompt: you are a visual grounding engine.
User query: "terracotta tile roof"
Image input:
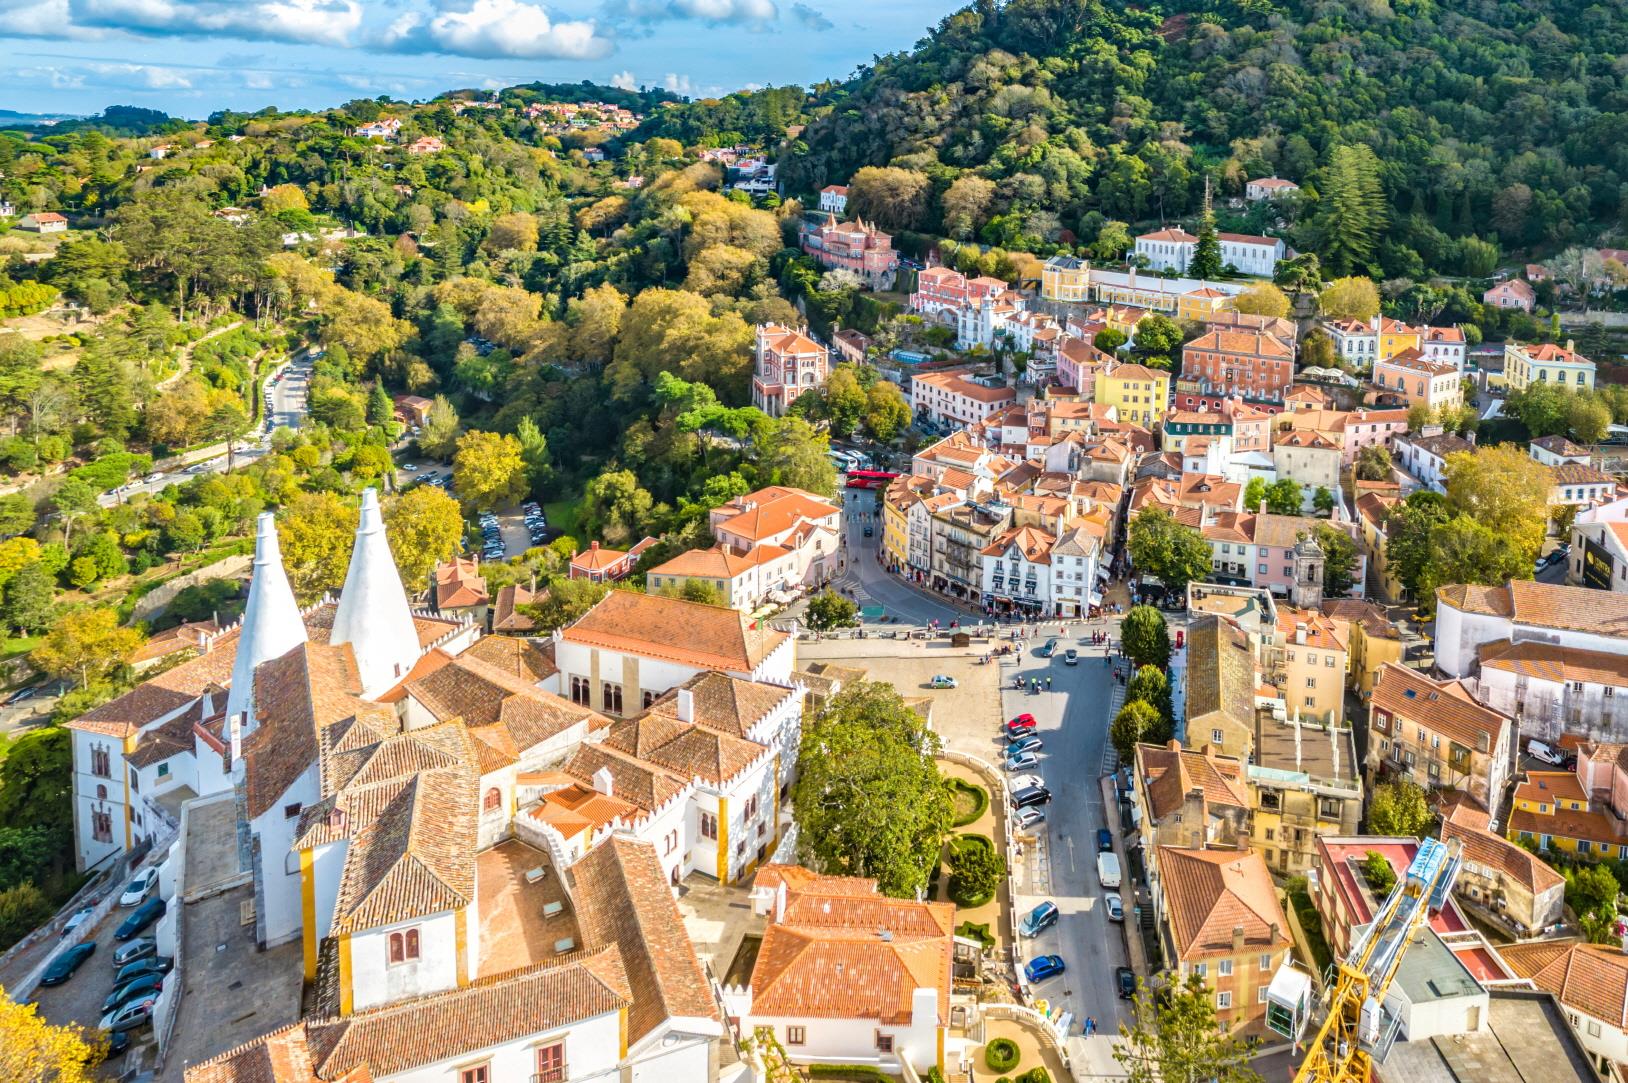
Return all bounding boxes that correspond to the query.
[1515,770,1589,806]
[1376,348,1456,376]
[127,705,202,768]
[911,370,1017,403]
[561,591,788,674]
[405,652,600,750]
[1434,582,1513,619]
[1136,741,1249,821]
[568,835,720,1041]
[749,865,953,1024]
[1276,605,1348,653]
[529,782,644,839]
[1509,802,1628,849]
[759,323,826,357]
[1185,329,1294,361]
[1155,846,1291,961]
[1398,431,1473,459]
[1522,342,1591,366]
[1497,580,1628,638]
[69,624,242,738]
[1533,435,1588,456]
[433,557,487,610]
[1479,640,1628,687]
[1217,231,1279,246]
[1140,227,1197,243]
[462,632,554,681]
[1498,941,1628,1027]
[571,541,629,573]
[1440,808,1563,896]
[1354,491,1401,529]
[562,741,689,812]
[1321,599,1401,640]
[183,1021,335,1083]
[301,951,631,1079]
[602,712,768,786]
[1424,325,1465,343]
[1552,463,1615,486]
[980,524,1056,564]
[713,487,839,543]
[1275,428,1340,450]
[1253,513,1325,550]
[1371,663,1507,753]
[642,671,793,740]
[132,619,220,665]
[1183,616,1257,734]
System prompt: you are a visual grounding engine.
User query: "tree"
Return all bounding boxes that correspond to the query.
[805,590,859,632]
[1313,486,1336,515]
[1310,145,1387,276]
[31,608,144,688]
[1316,524,1360,597]
[0,991,106,1083]
[1385,492,1453,601]
[1366,779,1432,836]
[1232,283,1289,318]
[261,183,309,213]
[1127,508,1212,595]
[1567,395,1612,445]
[453,431,528,511]
[941,175,997,240]
[1565,862,1620,921]
[582,469,655,546]
[1111,702,1158,769]
[863,381,911,443]
[1094,328,1127,354]
[385,486,464,591]
[1115,973,1261,1083]
[846,167,932,232]
[522,577,611,632]
[1264,478,1304,515]
[2,563,53,635]
[1121,605,1171,671]
[485,212,540,254]
[278,491,359,603]
[754,416,838,496]
[1189,195,1222,280]
[51,479,98,553]
[1443,444,1552,561]
[1318,276,1381,321]
[1243,476,1266,513]
[1133,314,1184,365]
[947,836,1005,907]
[1361,851,1397,894]
[1125,666,1173,728]
[418,395,463,461]
[1355,444,1392,482]
[366,383,394,428]
[1420,515,1529,599]
[792,679,952,898]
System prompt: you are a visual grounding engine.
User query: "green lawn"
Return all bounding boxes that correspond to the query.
[543,499,582,547]
[1,636,40,663]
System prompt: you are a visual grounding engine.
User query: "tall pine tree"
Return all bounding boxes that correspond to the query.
[1189,176,1223,279]
[1311,144,1388,276]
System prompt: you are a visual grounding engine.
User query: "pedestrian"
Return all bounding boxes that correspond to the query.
[1045,676,1052,690]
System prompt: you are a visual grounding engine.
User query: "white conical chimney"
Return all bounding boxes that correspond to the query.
[225,513,306,730]
[330,488,419,697]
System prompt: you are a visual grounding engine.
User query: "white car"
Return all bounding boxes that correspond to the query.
[1013,807,1046,830]
[1528,739,1567,766]
[119,868,158,908]
[1009,773,1044,792]
[928,675,957,689]
[402,464,418,472]
[61,906,95,939]
[1006,752,1040,772]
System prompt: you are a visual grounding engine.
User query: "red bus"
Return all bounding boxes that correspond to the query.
[845,469,900,490]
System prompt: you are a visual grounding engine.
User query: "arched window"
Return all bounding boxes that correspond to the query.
[484,788,501,812]
[96,784,108,800]
[388,928,420,963]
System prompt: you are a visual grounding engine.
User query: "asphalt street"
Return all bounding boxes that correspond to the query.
[833,492,1135,1037]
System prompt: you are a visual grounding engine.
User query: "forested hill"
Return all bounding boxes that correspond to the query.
[770,0,1628,276]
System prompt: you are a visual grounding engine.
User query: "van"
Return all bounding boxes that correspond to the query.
[1096,851,1122,889]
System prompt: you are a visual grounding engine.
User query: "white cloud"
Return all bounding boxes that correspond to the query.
[67,0,363,46]
[383,0,612,59]
[662,71,692,94]
[242,71,275,88]
[0,0,108,38]
[609,68,636,90]
[605,0,775,26]
[789,1,829,29]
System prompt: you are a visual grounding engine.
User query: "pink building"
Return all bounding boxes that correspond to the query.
[1339,408,1409,466]
[751,324,829,417]
[801,215,898,289]
[909,266,1007,321]
[1484,278,1536,313]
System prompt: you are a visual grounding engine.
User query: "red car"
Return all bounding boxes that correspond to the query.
[1005,713,1038,735]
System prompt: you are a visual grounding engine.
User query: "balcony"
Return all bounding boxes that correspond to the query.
[533,1070,566,1083]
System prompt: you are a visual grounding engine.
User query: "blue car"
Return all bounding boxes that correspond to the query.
[40,942,95,986]
[115,897,165,942]
[1025,954,1066,983]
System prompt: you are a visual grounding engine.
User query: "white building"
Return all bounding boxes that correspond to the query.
[1392,431,1474,494]
[1472,640,1628,744]
[1134,228,1199,272]
[1422,325,1467,371]
[910,369,1016,431]
[720,865,957,1076]
[1246,177,1300,201]
[1433,579,1628,680]
[818,185,848,216]
[1050,523,1105,618]
[979,524,1057,616]
[1133,228,1284,277]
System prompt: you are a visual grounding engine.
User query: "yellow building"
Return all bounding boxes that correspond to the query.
[1106,305,1146,339]
[1320,598,1404,701]
[1177,287,1233,323]
[881,480,911,569]
[1505,341,1596,392]
[1093,362,1170,427]
[1040,254,1090,303]
[1377,317,1423,363]
[1508,771,1628,860]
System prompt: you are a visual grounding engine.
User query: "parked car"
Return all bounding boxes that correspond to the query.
[61,906,95,939]
[1096,851,1122,889]
[928,675,958,689]
[1025,954,1066,983]
[1038,638,1058,657]
[1528,739,1566,766]
[1013,806,1046,830]
[863,525,873,538]
[1097,828,1114,852]
[1004,713,1038,735]
[1105,895,1124,922]
[114,956,173,986]
[1005,751,1040,772]
[40,943,96,986]
[1020,901,1059,938]
[1009,773,1044,792]
[1063,649,1078,666]
[115,898,165,941]
[1006,734,1043,756]
[113,938,157,967]
[103,973,164,1014]
[120,868,158,907]
[99,996,158,1034]
[1010,785,1052,809]
[1116,966,1136,998]
[105,1030,131,1059]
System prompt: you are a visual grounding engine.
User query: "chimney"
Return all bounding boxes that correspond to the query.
[225,513,307,731]
[1232,925,1245,953]
[593,766,614,796]
[1269,922,1280,943]
[677,687,695,723]
[1567,339,1575,353]
[330,488,420,697]
[1296,622,1308,645]
[590,540,599,552]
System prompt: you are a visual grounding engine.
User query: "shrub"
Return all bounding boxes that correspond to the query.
[1361,851,1397,894]
[1016,1069,1052,1083]
[985,1037,1020,1073]
[956,919,995,949]
[948,777,989,827]
[807,1067,891,1082]
[948,833,1005,908]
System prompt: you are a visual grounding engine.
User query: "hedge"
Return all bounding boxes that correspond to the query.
[956,919,995,949]
[985,1037,1020,1073]
[948,776,989,827]
[806,1066,891,1082]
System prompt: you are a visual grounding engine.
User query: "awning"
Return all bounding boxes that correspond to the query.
[1089,590,1104,606]
[1096,569,1111,583]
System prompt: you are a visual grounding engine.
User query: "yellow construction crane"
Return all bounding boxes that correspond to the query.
[1286,836,1463,1083]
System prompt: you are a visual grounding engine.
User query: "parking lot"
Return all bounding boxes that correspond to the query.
[797,623,1135,1037]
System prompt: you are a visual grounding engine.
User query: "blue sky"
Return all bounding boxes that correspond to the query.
[0,0,944,117]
